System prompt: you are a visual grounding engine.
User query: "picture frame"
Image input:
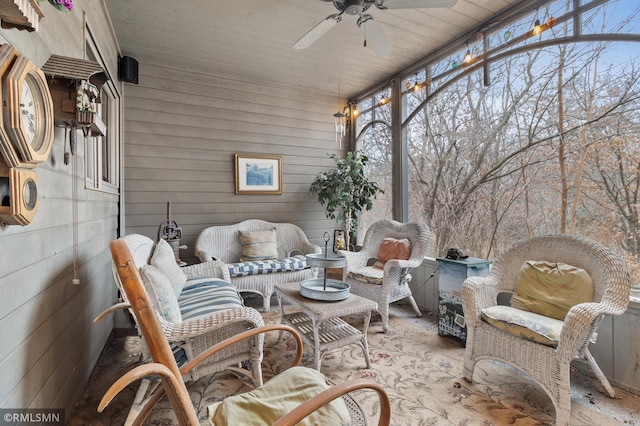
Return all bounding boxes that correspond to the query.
[333,229,346,253]
[235,153,283,195]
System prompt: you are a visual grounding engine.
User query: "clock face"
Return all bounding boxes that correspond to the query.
[21,76,37,144]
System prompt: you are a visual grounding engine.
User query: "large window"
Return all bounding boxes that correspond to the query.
[85,26,121,193]
[351,0,640,283]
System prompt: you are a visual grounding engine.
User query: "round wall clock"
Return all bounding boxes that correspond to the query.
[4,54,55,164]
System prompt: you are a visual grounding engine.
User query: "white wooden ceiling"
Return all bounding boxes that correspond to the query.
[105,0,527,99]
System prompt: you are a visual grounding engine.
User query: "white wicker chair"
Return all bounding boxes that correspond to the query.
[100,234,265,424]
[461,235,631,426]
[340,220,432,332]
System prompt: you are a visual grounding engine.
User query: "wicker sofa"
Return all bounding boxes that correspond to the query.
[195,219,321,311]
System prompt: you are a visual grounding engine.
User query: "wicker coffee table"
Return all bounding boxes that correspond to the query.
[275,281,378,371]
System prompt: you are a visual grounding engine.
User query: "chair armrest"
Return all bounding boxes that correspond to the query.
[302,243,322,255]
[160,307,265,341]
[558,301,620,356]
[384,258,421,271]
[461,275,500,327]
[182,260,230,281]
[273,378,391,426]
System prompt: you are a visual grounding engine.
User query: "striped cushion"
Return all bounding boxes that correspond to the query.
[228,256,308,278]
[178,278,244,321]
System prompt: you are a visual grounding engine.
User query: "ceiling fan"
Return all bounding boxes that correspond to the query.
[293,0,459,57]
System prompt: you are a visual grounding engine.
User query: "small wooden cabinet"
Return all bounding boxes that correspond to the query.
[436,257,490,344]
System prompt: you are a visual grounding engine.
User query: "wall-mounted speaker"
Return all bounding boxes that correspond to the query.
[118,56,138,84]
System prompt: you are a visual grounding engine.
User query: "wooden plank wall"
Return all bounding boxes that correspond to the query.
[0,1,120,418]
[122,62,344,263]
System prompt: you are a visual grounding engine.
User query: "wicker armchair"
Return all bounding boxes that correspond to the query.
[99,234,265,424]
[461,235,631,426]
[99,238,392,426]
[340,220,431,332]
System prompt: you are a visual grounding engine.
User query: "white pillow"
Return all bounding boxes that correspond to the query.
[151,239,187,297]
[139,264,182,323]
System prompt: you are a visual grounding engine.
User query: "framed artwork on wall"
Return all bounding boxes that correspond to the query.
[235,153,282,195]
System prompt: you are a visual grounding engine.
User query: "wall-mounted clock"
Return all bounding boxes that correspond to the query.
[3,53,54,164]
[0,44,25,169]
[0,165,38,226]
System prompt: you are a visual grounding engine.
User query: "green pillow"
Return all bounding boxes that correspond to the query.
[239,228,278,261]
[139,264,182,323]
[511,260,594,320]
[207,366,351,426]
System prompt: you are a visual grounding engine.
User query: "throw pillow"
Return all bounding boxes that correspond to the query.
[207,366,351,426]
[511,260,594,320]
[139,264,182,323]
[151,238,187,298]
[374,237,411,269]
[239,228,278,261]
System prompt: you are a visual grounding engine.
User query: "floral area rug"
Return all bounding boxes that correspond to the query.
[69,310,640,426]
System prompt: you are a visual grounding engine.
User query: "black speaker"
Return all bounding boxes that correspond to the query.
[118,56,138,84]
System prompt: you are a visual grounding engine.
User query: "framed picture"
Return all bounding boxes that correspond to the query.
[235,153,283,195]
[333,229,346,253]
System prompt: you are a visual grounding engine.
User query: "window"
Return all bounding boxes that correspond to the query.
[84,26,121,193]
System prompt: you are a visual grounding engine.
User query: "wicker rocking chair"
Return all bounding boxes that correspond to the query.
[98,234,264,424]
[462,235,630,426]
[99,238,391,425]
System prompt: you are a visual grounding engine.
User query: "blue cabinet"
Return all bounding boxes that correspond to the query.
[436,257,490,344]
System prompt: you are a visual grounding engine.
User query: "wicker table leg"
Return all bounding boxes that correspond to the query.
[361,310,372,368]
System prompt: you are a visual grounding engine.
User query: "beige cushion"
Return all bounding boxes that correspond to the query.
[239,228,278,261]
[374,237,411,269]
[139,265,182,323]
[481,305,562,348]
[511,260,594,320]
[151,238,187,298]
[207,366,351,426]
[348,266,384,285]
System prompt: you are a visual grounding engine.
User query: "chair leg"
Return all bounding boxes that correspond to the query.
[124,378,161,426]
[583,349,616,398]
[379,303,390,332]
[406,294,423,318]
[263,292,271,312]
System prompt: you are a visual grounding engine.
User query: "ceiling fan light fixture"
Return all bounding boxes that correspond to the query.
[344,0,365,15]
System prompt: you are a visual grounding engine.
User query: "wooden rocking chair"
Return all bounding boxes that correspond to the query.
[97,238,391,425]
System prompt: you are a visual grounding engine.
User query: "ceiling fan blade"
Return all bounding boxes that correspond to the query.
[374,0,458,9]
[293,14,341,49]
[358,16,392,57]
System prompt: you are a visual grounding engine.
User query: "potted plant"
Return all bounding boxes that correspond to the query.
[310,150,384,251]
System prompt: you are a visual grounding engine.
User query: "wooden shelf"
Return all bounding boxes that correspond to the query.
[0,0,44,32]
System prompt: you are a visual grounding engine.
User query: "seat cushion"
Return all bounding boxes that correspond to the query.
[207,366,351,426]
[511,261,594,320]
[139,264,182,323]
[348,266,384,285]
[178,278,244,321]
[239,228,278,261]
[150,238,187,298]
[481,305,563,348]
[227,256,308,278]
[374,237,411,269]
